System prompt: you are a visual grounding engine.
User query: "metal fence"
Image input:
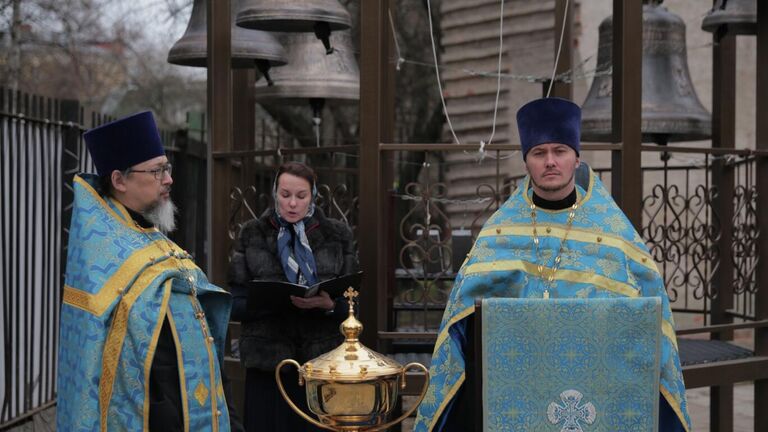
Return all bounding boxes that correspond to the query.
[0,88,90,428]
[220,144,761,338]
[0,88,192,429]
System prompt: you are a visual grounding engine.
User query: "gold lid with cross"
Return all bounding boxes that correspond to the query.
[300,288,402,381]
[275,287,429,431]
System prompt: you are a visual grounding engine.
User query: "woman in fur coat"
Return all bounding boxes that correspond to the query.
[228,161,358,432]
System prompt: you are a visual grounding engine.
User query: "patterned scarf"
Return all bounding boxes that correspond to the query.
[274,181,318,286]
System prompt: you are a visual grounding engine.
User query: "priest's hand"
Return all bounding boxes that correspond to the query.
[290,290,335,311]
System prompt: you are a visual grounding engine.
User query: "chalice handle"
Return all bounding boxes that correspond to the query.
[275,359,337,431]
[368,362,430,432]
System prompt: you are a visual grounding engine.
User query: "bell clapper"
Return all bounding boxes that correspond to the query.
[310,98,325,147]
[256,59,274,86]
[313,21,334,54]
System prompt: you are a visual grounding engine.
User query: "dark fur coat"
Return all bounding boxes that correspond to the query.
[228,208,358,371]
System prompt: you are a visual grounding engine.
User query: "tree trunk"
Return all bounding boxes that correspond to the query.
[8,0,22,91]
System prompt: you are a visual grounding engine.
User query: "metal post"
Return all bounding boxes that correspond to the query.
[711,33,736,334]
[206,0,232,285]
[59,99,81,289]
[232,69,256,200]
[359,0,387,348]
[551,0,574,100]
[710,29,736,432]
[610,0,643,229]
[755,2,768,432]
[381,0,397,356]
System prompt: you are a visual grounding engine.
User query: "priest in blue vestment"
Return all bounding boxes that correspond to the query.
[57,112,242,431]
[414,98,691,431]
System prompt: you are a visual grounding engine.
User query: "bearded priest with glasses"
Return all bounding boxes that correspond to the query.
[57,111,243,431]
[414,98,691,432]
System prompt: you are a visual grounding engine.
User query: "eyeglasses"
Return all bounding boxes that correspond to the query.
[126,163,172,180]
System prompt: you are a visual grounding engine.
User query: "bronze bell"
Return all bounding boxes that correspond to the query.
[168,0,287,84]
[254,30,358,144]
[581,0,711,144]
[235,0,351,54]
[702,0,756,36]
[253,30,358,105]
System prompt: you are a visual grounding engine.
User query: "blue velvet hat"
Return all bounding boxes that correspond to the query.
[83,111,165,176]
[516,97,581,159]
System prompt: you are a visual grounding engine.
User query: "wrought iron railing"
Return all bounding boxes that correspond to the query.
[0,88,190,429]
[0,88,87,428]
[222,144,761,335]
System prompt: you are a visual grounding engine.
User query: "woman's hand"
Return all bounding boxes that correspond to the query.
[290,290,335,311]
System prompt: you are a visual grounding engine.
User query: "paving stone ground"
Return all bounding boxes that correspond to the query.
[687,383,754,432]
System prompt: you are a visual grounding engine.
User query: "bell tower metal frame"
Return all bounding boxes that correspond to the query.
[202,2,768,428]
[357,0,645,347]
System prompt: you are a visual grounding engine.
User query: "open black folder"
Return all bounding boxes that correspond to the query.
[247,271,362,309]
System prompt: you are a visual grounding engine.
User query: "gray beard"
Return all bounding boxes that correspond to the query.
[143,198,177,234]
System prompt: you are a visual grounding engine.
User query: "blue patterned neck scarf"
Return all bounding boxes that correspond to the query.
[274,180,318,286]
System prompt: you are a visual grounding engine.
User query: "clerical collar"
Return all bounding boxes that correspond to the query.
[126,206,154,229]
[532,187,577,210]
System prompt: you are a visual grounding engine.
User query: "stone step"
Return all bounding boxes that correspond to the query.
[443,97,509,116]
[442,0,509,14]
[443,151,519,167]
[445,115,510,133]
[439,131,512,146]
[442,33,553,63]
[442,13,553,47]
[442,60,510,82]
[443,0,555,31]
[445,163,504,182]
[442,82,509,99]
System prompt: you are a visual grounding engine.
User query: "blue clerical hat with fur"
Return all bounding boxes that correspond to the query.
[83,111,165,176]
[516,97,581,159]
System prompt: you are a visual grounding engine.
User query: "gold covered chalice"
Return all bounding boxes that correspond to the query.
[276,288,429,431]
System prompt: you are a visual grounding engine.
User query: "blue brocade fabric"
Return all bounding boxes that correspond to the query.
[482,297,661,432]
[413,168,691,432]
[57,174,232,431]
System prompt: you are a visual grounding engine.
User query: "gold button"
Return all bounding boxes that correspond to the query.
[597,237,602,242]
[117,287,124,294]
[216,410,222,417]
[207,336,214,343]
[149,256,155,262]
[187,276,194,283]
[496,228,501,234]
[196,312,205,319]
[642,257,648,263]
[546,227,552,233]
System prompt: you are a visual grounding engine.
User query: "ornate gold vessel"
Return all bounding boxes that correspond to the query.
[276,288,429,431]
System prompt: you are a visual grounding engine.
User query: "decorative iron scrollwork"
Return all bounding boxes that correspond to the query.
[642,177,719,305]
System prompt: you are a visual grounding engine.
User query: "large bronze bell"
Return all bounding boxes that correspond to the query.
[168,0,287,83]
[253,30,358,104]
[581,0,711,144]
[235,0,351,54]
[702,0,756,36]
[254,30,358,144]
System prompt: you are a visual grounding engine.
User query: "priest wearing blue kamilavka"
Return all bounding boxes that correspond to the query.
[57,111,243,431]
[414,98,691,431]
